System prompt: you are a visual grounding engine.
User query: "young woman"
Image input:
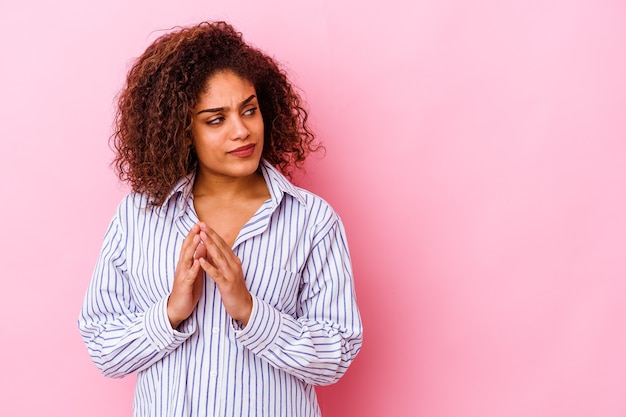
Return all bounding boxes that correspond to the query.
[79,21,362,417]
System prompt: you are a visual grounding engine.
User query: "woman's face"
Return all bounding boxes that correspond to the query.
[191,70,264,181]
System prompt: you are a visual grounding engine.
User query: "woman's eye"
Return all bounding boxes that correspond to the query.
[207,117,223,125]
[243,107,257,116]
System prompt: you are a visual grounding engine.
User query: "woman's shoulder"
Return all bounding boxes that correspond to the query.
[110,190,176,228]
[115,191,154,213]
[262,161,340,224]
[290,185,343,227]
[113,173,194,216]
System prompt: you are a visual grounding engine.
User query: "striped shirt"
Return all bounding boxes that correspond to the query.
[78,160,363,417]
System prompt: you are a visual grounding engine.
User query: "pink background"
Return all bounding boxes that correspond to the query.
[1,1,625,416]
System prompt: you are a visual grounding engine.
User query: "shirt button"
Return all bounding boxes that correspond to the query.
[212,327,219,334]
[210,371,217,377]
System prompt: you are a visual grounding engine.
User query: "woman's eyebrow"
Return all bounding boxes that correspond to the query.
[196,95,257,115]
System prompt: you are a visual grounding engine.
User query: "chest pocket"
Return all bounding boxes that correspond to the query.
[246,266,301,317]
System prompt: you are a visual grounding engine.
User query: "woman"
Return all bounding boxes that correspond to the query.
[79,21,362,417]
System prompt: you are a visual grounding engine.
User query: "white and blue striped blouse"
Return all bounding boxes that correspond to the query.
[78,160,363,417]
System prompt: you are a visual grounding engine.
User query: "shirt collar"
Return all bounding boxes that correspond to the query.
[160,159,306,209]
[161,172,195,209]
[259,159,307,207]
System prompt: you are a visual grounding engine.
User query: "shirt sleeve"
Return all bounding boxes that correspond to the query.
[234,215,363,386]
[78,210,196,378]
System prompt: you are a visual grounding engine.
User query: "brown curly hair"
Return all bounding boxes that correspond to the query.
[112,21,319,205]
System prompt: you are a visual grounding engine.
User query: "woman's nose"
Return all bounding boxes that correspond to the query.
[231,116,250,140]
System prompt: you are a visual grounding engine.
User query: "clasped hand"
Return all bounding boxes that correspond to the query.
[167,222,252,329]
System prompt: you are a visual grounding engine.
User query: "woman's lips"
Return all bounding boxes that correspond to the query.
[228,144,256,158]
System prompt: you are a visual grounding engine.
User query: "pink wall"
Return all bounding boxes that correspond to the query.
[1,1,625,416]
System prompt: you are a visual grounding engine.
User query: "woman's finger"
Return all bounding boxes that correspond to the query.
[179,223,203,264]
[201,228,238,263]
[198,256,220,280]
[193,240,207,260]
[199,224,232,252]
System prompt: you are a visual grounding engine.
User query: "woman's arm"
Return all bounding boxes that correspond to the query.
[78,213,198,378]
[234,217,363,386]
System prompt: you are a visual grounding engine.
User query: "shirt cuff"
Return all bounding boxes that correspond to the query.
[233,294,282,355]
[143,296,196,351]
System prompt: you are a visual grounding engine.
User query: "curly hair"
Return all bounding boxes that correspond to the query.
[111,21,319,205]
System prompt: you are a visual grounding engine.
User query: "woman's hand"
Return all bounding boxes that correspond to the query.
[167,223,207,329]
[198,224,253,326]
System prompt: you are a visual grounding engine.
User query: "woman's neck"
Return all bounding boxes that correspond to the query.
[192,170,267,202]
